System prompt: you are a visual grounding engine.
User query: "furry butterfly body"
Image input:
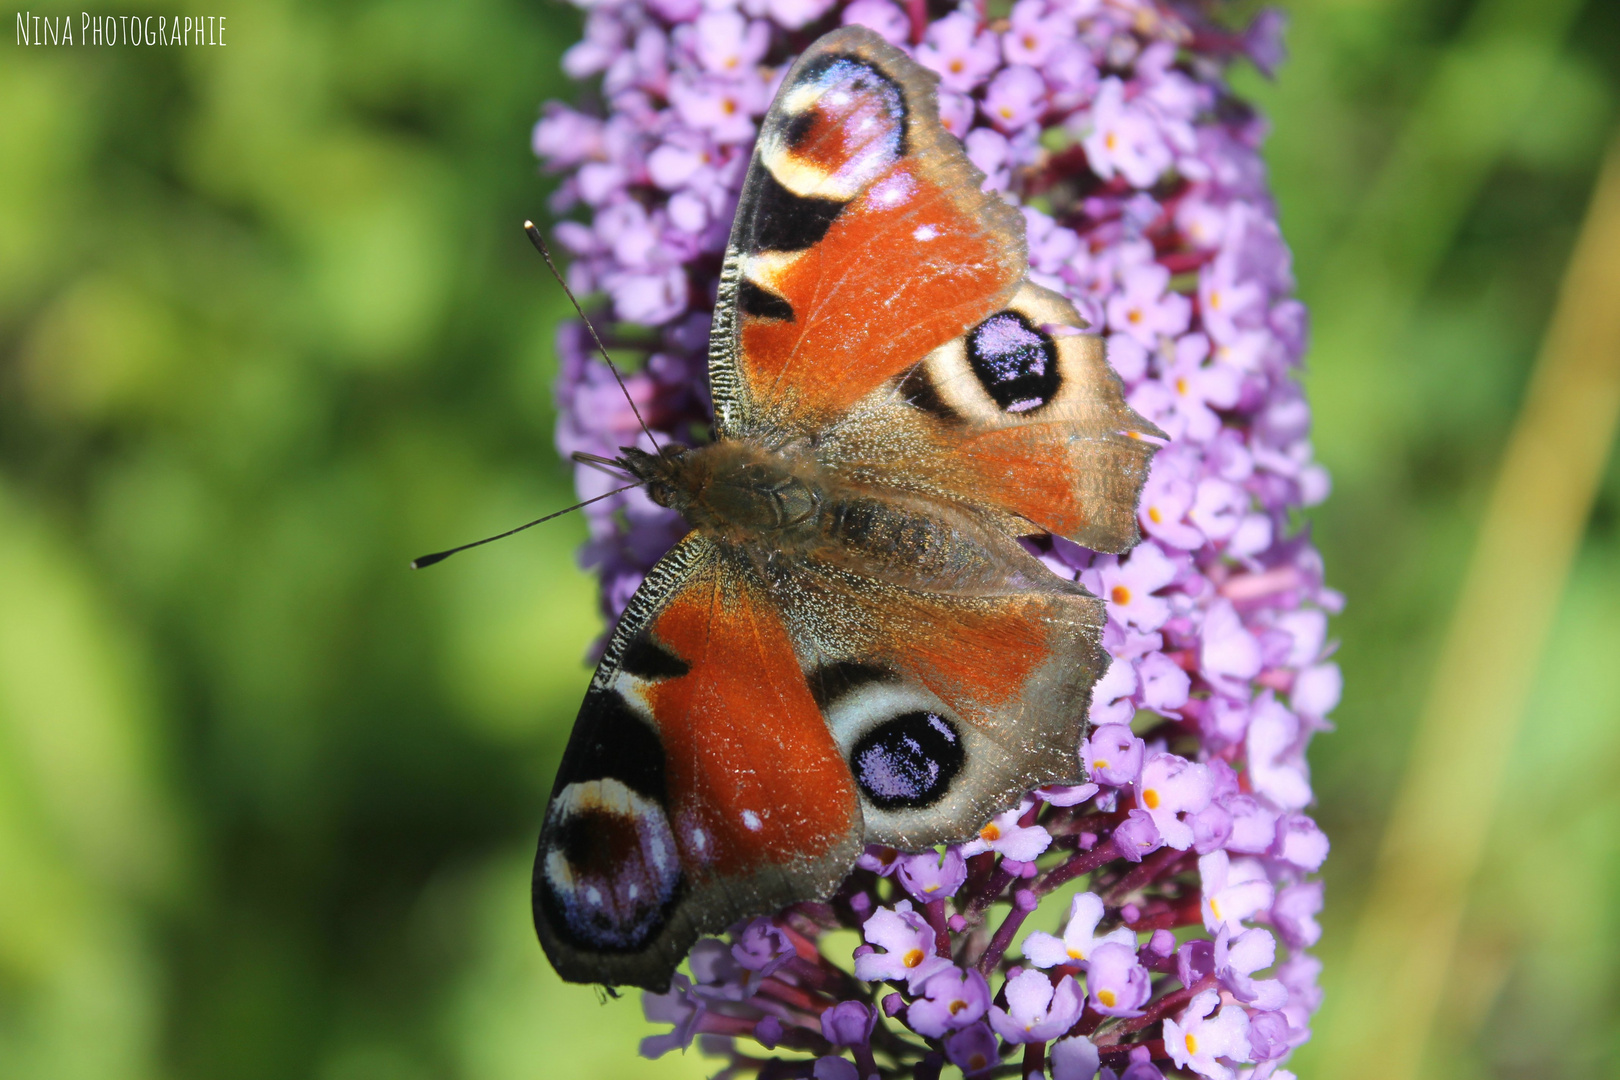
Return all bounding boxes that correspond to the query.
[534,26,1162,990]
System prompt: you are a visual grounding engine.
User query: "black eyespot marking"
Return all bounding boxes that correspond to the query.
[851,711,964,809]
[533,777,682,953]
[745,167,845,253]
[619,636,690,680]
[807,661,896,710]
[554,686,667,802]
[739,278,796,322]
[795,53,909,151]
[783,108,818,150]
[966,311,1061,413]
[897,363,961,424]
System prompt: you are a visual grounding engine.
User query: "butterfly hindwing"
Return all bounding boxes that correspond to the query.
[822,281,1164,552]
[777,527,1106,851]
[533,534,863,990]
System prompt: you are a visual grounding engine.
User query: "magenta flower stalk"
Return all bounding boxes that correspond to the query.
[535,1,1335,1077]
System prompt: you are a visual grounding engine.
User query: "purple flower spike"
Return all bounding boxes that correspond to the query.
[906,966,991,1038]
[1085,941,1153,1017]
[1189,800,1235,854]
[541,1,1334,1074]
[897,847,968,901]
[989,968,1083,1044]
[916,12,1001,92]
[1092,544,1178,632]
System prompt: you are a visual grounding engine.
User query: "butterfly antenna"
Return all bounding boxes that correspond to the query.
[410,483,639,569]
[524,221,662,454]
[570,450,634,478]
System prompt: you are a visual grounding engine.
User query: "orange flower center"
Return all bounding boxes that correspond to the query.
[903,949,926,969]
[1143,788,1161,809]
[1111,585,1131,605]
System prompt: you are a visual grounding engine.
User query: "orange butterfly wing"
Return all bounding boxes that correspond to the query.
[829,281,1164,552]
[533,536,861,989]
[710,27,1026,436]
[711,27,1160,552]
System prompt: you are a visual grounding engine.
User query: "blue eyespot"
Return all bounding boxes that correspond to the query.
[851,711,963,809]
[967,311,1061,413]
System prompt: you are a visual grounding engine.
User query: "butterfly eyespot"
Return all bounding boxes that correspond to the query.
[849,710,964,809]
[537,778,682,952]
[966,311,1061,414]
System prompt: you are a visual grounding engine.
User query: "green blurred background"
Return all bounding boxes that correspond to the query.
[1,0,1617,1077]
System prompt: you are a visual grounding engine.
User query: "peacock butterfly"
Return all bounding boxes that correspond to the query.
[532,25,1163,991]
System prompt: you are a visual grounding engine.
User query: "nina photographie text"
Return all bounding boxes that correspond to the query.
[14,11,226,46]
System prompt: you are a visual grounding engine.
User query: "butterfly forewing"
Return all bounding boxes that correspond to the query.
[534,535,863,989]
[710,27,1027,438]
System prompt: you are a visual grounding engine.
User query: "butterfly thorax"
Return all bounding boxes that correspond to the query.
[622,441,826,546]
[623,441,1012,591]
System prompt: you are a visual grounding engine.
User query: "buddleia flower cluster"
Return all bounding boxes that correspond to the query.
[535,0,1334,1076]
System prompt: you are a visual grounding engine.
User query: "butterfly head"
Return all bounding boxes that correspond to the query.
[618,444,690,513]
